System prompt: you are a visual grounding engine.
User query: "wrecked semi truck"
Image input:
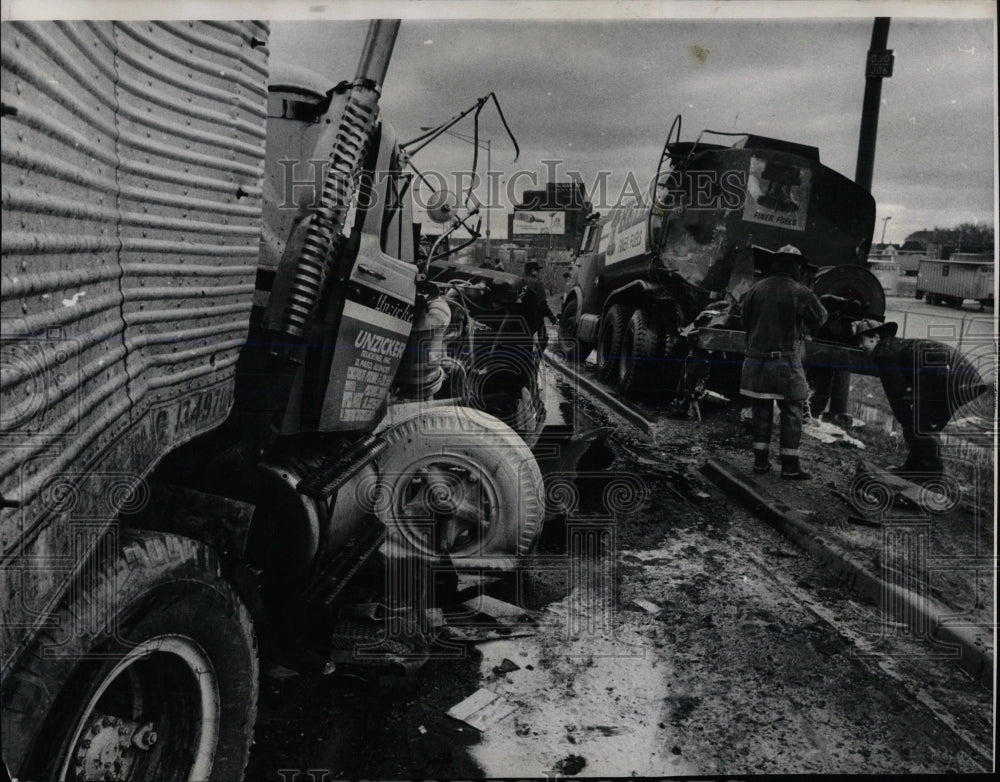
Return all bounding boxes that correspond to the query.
[1,20,560,781]
[557,119,886,398]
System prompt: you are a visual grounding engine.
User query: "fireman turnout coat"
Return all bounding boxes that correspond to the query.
[874,336,988,437]
[740,271,828,401]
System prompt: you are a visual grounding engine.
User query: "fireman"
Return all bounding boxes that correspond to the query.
[520,261,556,353]
[740,245,828,479]
[852,319,988,481]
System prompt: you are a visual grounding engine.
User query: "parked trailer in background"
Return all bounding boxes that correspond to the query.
[915,255,995,309]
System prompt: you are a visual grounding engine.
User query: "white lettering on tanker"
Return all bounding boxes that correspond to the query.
[339,329,406,422]
[742,155,811,232]
[604,205,649,266]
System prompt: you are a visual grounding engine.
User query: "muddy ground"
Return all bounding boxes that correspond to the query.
[245,370,994,779]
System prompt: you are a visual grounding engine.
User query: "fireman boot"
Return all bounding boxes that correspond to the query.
[751,400,773,474]
[892,431,945,484]
[779,400,811,480]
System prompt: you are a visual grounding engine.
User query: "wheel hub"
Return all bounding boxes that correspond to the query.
[72,713,156,781]
[400,462,494,554]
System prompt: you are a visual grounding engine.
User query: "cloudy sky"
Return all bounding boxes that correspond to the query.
[266,3,995,245]
[8,1,995,245]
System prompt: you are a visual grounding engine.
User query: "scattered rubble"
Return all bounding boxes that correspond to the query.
[492,658,522,676]
[555,754,587,775]
[447,688,518,732]
[804,418,866,449]
[631,598,663,615]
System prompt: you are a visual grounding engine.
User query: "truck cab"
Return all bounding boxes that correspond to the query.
[559,122,877,396]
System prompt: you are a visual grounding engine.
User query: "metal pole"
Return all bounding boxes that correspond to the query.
[881,215,891,245]
[486,138,492,258]
[855,17,892,192]
[274,17,400,341]
[354,19,400,85]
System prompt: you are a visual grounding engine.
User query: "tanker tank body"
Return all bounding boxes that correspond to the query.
[558,122,878,397]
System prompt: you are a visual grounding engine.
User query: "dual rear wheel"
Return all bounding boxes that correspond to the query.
[596,304,661,395]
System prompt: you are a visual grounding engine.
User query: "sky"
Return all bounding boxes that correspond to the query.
[5,1,995,246]
[266,4,996,245]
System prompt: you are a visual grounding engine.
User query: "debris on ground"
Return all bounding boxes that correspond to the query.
[555,754,587,775]
[803,418,866,449]
[264,664,300,681]
[492,658,521,676]
[852,461,961,514]
[443,624,538,642]
[424,608,445,629]
[827,489,883,528]
[461,595,542,625]
[631,598,662,615]
[455,572,503,592]
[446,688,518,732]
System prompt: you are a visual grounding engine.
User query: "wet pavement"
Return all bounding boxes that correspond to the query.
[245,363,994,778]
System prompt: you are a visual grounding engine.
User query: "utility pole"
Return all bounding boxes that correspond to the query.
[855,17,893,192]
[837,17,891,422]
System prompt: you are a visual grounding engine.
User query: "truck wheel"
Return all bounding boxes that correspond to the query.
[596,304,630,382]
[377,407,544,568]
[3,531,257,782]
[557,297,585,360]
[618,308,659,395]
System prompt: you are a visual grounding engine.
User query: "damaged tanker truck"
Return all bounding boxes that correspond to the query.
[1,20,581,781]
[557,117,889,401]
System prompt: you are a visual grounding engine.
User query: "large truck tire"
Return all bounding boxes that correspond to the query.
[557,296,588,360]
[596,304,631,382]
[618,308,660,396]
[3,531,258,782]
[376,407,545,569]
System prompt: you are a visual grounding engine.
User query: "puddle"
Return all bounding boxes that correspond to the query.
[460,591,701,777]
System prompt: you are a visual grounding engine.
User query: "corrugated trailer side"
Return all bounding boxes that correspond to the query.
[916,258,995,305]
[0,20,268,679]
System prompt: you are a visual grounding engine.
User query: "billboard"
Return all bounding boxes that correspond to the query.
[513,210,566,235]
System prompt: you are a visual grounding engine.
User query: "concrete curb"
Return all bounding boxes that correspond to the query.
[542,350,656,439]
[700,457,994,690]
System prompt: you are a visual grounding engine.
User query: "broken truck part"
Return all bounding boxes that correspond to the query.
[0,19,572,781]
[558,116,883,400]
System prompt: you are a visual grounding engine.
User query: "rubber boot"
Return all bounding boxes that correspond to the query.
[753,446,771,474]
[891,431,945,484]
[751,401,773,474]
[778,400,810,479]
[780,451,811,480]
